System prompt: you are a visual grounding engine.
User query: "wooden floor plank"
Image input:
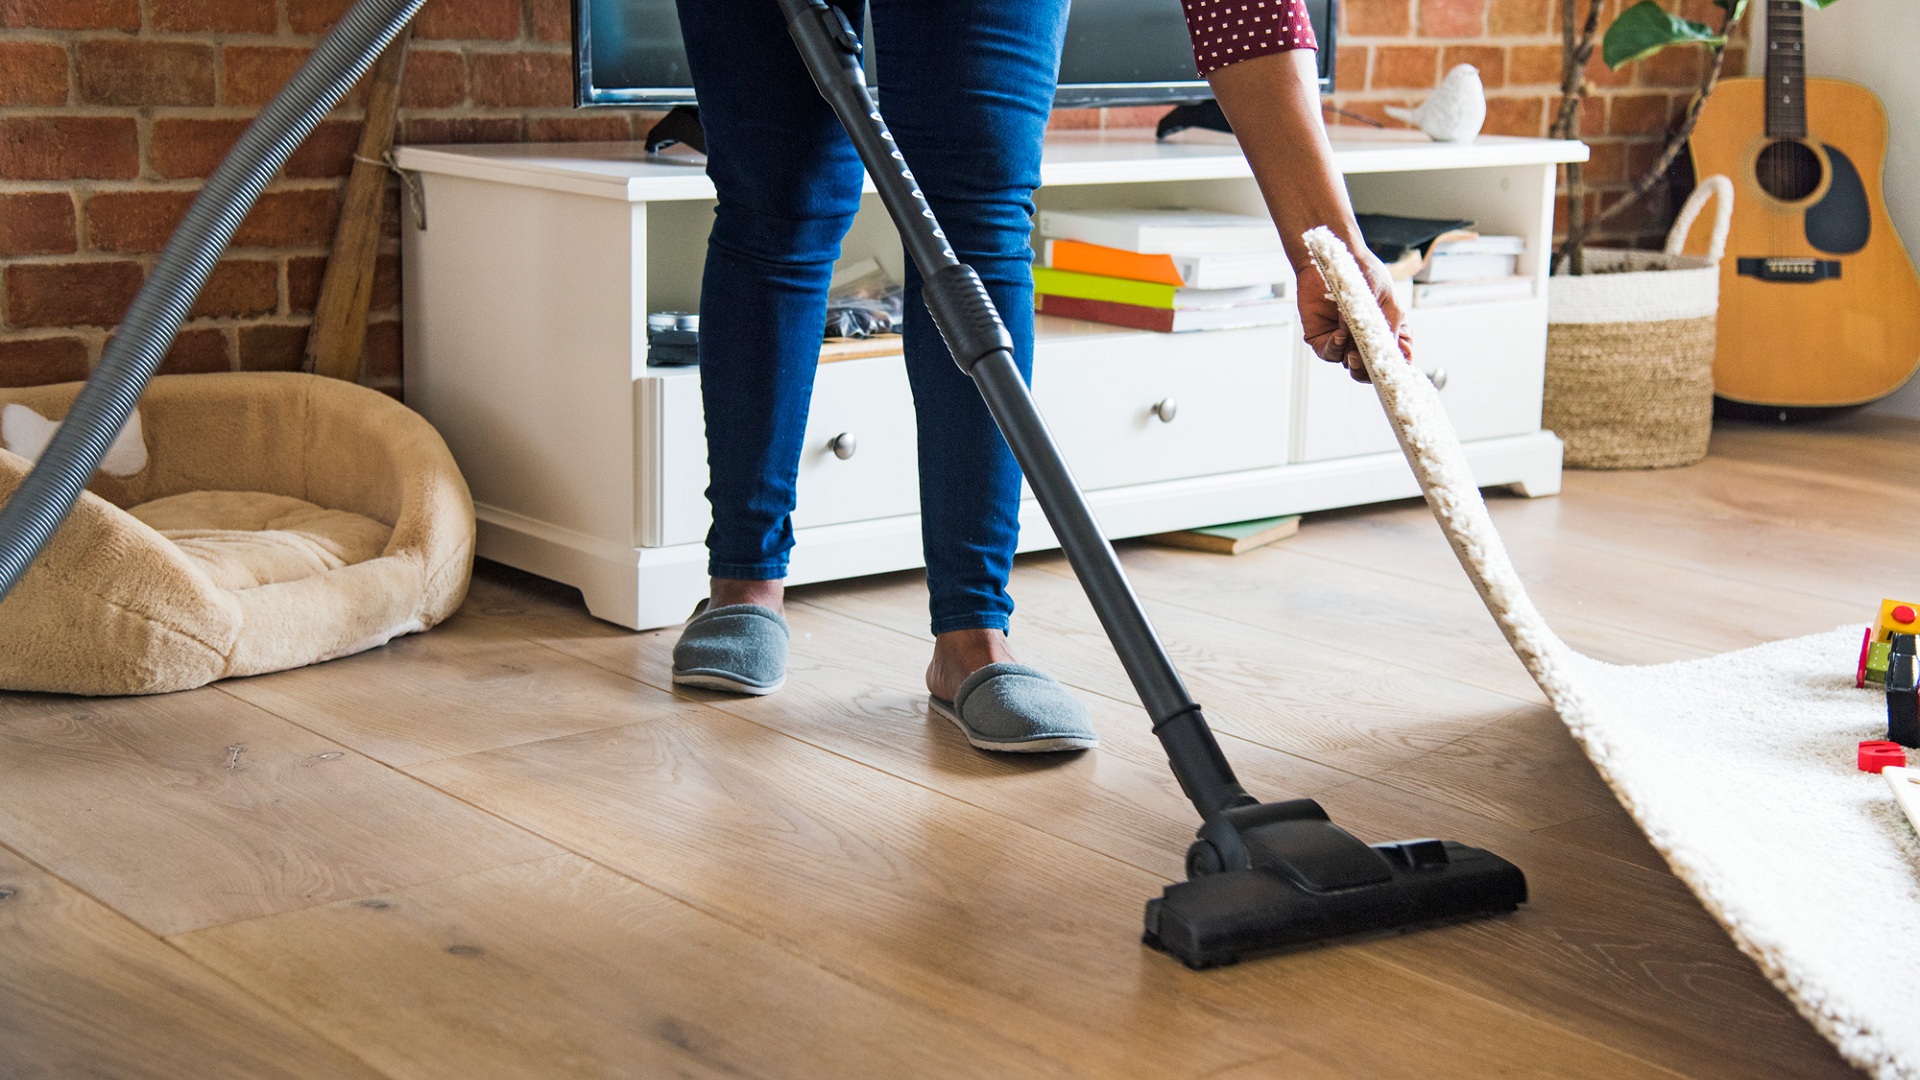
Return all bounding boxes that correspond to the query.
[0,841,387,1080]
[175,854,1079,1080]
[1312,780,1857,1080]
[1534,810,1673,875]
[410,708,1689,1080]
[801,559,1537,775]
[0,687,556,936]
[223,612,710,768]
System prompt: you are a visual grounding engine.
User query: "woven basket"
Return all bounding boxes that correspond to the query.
[1544,176,1733,469]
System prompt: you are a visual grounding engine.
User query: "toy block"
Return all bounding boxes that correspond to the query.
[1885,766,1920,837]
[1860,740,1907,773]
[1876,598,1920,642]
[1866,641,1894,686]
[1886,639,1920,748]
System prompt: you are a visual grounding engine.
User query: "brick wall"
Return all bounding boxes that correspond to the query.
[0,0,1739,392]
[0,0,662,393]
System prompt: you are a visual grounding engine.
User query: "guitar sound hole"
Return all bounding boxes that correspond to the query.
[1755,140,1823,203]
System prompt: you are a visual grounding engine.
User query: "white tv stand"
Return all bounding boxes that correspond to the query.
[396,129,1586,630]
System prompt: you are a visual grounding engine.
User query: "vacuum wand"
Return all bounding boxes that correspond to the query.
[779,0,1526,967]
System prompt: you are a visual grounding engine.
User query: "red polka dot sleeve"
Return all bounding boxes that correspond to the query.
[1182,0,1318,77]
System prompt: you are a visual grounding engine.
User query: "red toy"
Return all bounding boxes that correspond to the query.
[1859,740,1907,774]
[1858,625,1874,688]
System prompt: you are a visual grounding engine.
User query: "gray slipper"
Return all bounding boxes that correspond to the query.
[671,603,789,695]
[928,663,1098,753]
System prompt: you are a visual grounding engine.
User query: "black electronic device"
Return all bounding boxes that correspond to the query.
[573,0,1337,109]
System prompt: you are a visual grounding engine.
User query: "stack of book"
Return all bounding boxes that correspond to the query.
[1409,234,1531,308]
[1032,209,1295,333]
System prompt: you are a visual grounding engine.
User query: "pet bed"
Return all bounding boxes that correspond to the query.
[0,372,472,695]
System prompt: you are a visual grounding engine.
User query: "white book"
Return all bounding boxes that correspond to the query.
[1411,277,1535,308]
[1432,234,1526,256]
[1170,250,1296,290]
[1416,253,1521,283]
[1036,208,1284,255]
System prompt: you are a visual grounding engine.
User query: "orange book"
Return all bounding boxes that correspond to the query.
[1043,239,1186,286]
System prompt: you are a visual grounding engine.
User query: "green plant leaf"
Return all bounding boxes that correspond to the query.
[1713,0,1749,20]
[1603,2,1726,69]
[1801,0,1842,8]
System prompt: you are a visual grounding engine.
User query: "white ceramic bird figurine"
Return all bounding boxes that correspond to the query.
[1385,64,1486,143]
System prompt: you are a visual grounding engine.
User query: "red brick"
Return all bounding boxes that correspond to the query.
[525,114,634,143]
[399,48,467,108]
[237,322,309,371]
[0,41,68,106]
[0,116,139,180]
[223,45,311,107]
[1483,94,1546,137]
[6,260,144,327]
[149,117,248,179]
[530,0,570,42]
[1608,92,1678,135]
[402,116,523,145]
[1583,140,1627,185]
[1443,45,1506,88]
[1046,109,1101,131]
[1334,44,1369,93]
[414,0,520,40]
[0,192,76,256]
[361,318,401,380]
[1420,0,1486,37]
[287,252,398,313]
[1585,47,1631,89]
[1487,0,1550,35]
[86,190,195,253]
[0,0,137,30]
[189,260,279,319]
[1510,44,1563,88]
[77,40,217,107]
[1343,0,1411,36]
[0,336,90,387]
[286,0,351,34]
[234,188,339,248]
[1100,106,1164,131]
[287,119,360,178]
[1638,42,1711,88]
[1372,45,1439,89]
[471,51,571,108]
[152,0,276,33]
[155,328,231,374]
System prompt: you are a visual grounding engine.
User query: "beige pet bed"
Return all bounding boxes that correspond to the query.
[0,372,473,695]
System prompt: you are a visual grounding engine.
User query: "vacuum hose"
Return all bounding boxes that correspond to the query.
[0,0,427,604]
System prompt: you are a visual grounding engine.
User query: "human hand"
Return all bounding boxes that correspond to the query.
[1294,254,1413,383]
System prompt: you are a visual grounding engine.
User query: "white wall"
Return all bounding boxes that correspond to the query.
[1779,1,1920,416]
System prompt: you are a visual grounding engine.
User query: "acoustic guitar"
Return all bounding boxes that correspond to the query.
[1684,0,1920,407]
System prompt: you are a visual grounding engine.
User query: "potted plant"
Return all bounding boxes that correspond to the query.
[1540,1,1830,469]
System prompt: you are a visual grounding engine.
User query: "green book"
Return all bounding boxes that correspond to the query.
[1032,267,1273,311]
[1145,515,1301,556]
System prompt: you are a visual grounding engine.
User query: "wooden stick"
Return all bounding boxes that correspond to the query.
[305,27,410,383]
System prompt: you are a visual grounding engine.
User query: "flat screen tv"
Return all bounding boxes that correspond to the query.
[571,0,1337,109]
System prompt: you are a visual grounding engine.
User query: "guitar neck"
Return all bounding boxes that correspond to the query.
[1765,0,1808,139]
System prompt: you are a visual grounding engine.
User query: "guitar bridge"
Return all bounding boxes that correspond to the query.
[1737,257,1842,283]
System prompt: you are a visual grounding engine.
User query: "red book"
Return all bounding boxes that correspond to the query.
[1036,293,1293,333]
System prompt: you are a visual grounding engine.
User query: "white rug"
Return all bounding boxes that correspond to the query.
[1305,229,1920,1079]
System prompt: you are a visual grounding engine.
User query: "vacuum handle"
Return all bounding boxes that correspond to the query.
[779,0,1254,818]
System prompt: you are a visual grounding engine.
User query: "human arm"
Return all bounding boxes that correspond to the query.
[1180,5,1413,380]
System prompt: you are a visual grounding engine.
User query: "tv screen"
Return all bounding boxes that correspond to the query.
[572,0,1336,109]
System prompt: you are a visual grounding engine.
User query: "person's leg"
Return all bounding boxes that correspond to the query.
[868,0,1070,700]
[676,0,867,611]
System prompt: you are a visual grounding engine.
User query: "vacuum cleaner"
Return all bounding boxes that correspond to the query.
[777,0,1526,967]
[0,0,1525,970]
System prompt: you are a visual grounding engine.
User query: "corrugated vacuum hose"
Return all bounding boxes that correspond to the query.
[0,0,430,603]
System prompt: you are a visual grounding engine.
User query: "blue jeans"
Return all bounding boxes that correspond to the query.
[677,0,1068,636]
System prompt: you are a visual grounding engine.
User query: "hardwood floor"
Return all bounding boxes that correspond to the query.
[6,413,1911,1078]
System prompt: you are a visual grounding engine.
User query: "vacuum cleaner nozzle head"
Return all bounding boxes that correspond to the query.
[1143,803,1526,969]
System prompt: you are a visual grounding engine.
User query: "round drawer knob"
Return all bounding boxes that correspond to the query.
[1424,368,1449,391]
[1152,398,1179,423]
[829,432,858,460]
